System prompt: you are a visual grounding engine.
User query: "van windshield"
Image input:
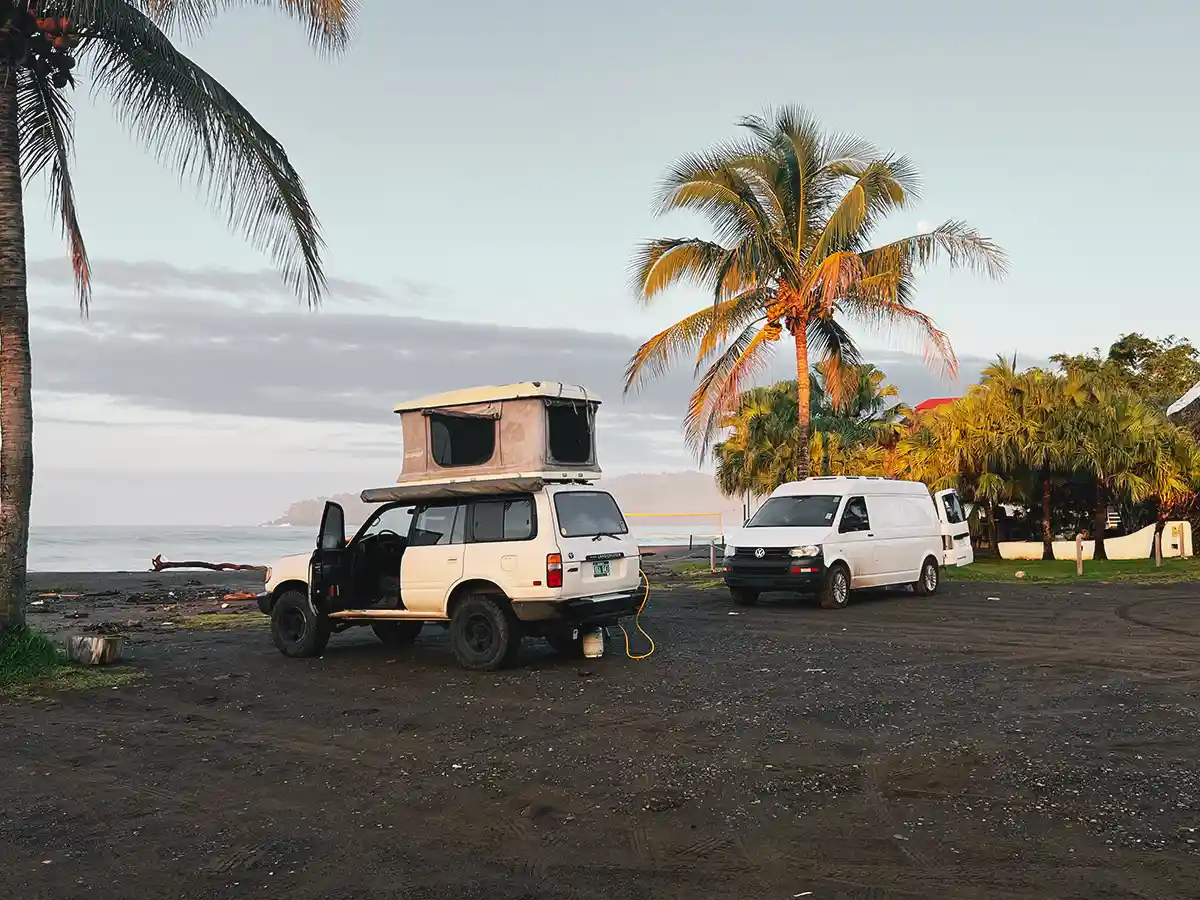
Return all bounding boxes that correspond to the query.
[746,495,841,528]
[554,491,629,538]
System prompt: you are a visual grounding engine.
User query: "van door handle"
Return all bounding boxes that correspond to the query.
[866,533,874,537]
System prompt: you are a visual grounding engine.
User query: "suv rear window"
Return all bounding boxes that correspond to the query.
[553,491,628,538]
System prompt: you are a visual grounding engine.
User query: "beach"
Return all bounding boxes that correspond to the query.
[5,573,1199,899]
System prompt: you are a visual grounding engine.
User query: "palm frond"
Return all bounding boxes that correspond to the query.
[684,323,773,456]
[862,220,1009,281]
[623,294,764,394]
[18,71,91,309]
[629,237,734,303]
[134,0,356,52]
[81,2,327,303]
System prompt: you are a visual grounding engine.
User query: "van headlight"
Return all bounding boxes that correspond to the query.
[723,545,736,559]
[790,545,821,558]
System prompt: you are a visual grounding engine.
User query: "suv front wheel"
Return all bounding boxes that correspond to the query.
[271,589,331,658]
[450,594,521,671]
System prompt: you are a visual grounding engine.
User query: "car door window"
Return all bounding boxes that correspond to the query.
[360,505,414,540]
[839,496,870,533]
[409,504,464,547]
[471,498,535,543]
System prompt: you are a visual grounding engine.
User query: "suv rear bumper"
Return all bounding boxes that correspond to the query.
[560,591,640,626]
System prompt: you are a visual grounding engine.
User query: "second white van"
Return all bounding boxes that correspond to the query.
[722,476,972,608]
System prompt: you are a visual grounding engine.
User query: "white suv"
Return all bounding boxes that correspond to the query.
[256,481,642,670]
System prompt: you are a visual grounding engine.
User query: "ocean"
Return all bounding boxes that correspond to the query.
[27,523,724,572]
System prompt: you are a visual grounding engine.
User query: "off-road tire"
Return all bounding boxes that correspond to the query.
[450,594,521,671]
[730,587,760,606]
[372,621,423,646]
[912,557,940,596]
[270,589,331,658]
[819,564,851,610]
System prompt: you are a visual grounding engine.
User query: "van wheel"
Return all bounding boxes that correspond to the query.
[271,589,331,658]
[912,558,940,596]
[819,564,851,610]
[372,621,423,646]
[730,588,759,606]
[450,594,521,671]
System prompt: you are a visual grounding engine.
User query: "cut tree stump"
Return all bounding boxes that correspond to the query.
[67,635,126,666]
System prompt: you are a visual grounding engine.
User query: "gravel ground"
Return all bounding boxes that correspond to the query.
[2,570,1198,899]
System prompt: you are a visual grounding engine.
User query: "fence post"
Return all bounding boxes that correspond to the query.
[1155,529,1163,567]
[1075,533,1084,576]
[710,539,717,573]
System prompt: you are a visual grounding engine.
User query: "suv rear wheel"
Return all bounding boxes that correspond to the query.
[271,589,331,658]
[450,594,521,671]
[372,621,423,646]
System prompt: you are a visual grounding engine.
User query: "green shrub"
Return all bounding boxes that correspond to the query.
[0,627,63,687]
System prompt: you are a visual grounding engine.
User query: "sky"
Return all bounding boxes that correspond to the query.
[17,0,1200,525]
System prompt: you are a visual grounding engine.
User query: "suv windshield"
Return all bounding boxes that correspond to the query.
[746,495,841,528]
[553,491,628,538]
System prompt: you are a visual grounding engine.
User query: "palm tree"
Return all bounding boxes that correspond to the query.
[0,0,354,633]
[811,360,910,447]
[714,362,903,495]
[624,106,1006,476]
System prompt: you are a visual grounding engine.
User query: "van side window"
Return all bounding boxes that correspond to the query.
[941,493,966,524]
[409,504,465,547]
[470,498,535,543]
[839,496,870,533]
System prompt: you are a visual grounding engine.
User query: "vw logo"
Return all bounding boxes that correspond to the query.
[754,547,766,559]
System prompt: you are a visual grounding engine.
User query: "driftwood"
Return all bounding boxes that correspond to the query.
[150,555,266,573]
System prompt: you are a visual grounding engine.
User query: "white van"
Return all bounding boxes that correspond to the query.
[722,477,972,608]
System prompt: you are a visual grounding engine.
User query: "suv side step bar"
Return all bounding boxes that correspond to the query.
[327,609,449,622]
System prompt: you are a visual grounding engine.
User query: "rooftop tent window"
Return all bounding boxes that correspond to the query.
[546,401,594,465]
[429,412,495,468]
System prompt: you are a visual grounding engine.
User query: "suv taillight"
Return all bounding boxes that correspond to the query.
[547,553,563,589]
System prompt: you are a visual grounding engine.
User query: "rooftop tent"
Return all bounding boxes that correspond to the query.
[392,382,602,486]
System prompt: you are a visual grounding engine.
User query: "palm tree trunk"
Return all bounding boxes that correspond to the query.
[1093,483,1108,561]
[792,320,810,480]
[0,64,32,633]
[1040,473,1053,561]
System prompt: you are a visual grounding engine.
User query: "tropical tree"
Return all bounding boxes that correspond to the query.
[713,362,902,495]
[0,1,355,633]
[811,359,910,447]
[624,105,1006,478]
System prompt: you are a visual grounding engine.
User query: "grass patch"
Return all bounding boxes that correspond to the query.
[0,627,62,687]
[175,612,265,630]
[1,627,147,698]
[944,556,1200,584]
[672,561,716,577]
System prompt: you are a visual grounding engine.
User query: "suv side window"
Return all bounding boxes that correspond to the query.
[409,503,465,547]
[470,498,535,543]
[839,496,870,533]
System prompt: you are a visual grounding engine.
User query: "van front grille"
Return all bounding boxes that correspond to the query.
[733,547,791,561]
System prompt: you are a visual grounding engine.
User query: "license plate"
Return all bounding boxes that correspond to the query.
[592,560,611,577]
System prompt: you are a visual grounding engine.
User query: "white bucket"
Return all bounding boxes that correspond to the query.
[581,628,604,658]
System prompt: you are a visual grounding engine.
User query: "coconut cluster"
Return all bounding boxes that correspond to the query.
[2,3,80,89]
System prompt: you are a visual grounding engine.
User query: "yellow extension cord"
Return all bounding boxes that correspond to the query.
[616,568,655,660]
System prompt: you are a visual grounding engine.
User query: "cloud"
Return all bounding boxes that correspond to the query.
[27,258,1008,425]
[27,257,434,306]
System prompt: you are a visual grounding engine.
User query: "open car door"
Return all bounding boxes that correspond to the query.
[310,501,350,613]
[934,489,973,567]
